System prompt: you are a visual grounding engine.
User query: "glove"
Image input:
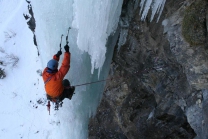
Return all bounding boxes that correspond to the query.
[56,50,62,57]
[64,45,69,52]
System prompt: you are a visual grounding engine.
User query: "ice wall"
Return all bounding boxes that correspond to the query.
[31,0,74,66]
[72,0,123,74]
[32,0,123,138]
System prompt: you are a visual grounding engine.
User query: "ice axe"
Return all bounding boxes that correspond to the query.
[66,27,71,45]
[59,27,71,51]
[59,34,64,51]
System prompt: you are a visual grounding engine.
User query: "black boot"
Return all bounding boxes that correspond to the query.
[68,86,75,100]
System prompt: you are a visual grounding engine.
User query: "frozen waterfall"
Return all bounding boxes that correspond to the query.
[32,0,123,138]
[0,0,167,138]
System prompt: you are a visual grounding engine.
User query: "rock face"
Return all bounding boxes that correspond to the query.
[24,1,39,56]
[89,0,208,139]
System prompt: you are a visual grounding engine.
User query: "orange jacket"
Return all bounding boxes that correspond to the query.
[42,52,70,98]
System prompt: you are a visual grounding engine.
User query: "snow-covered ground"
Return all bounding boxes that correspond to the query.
[0,1,50,139]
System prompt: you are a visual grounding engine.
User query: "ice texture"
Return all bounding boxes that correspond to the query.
[72,0,123,74]
[31,0,123,138]
[140,0,166,22]
[140,0,153,21]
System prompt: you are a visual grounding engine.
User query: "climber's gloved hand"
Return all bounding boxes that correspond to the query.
[64,45,69,52]
[56,50,62,57]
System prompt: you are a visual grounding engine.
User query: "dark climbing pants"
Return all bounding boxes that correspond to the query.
[59,79,75,101]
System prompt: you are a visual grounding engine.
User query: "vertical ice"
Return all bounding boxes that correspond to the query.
[32,0,123,139]
[72,0,123,74]
[140,0,152,21]
[140,0,166,22]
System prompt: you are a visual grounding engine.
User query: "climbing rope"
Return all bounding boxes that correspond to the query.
[73,77,113,87]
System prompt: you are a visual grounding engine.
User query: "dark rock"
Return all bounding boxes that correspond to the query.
[182,0,208,46]
[0,68,6,79]
[24,2,39,55]
[24,3,36,33]
[88,0,208,139]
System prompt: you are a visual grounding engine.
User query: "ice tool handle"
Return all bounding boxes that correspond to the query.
[59,34,64,51]
[66,27,71,45]
[59,27,71,51]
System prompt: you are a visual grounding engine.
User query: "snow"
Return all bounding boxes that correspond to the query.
[139,0,166,22]
[0,0,123,139]
[0,1,48,139]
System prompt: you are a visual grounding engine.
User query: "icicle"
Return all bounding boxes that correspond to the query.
[140,0,166,22]
[157,0,166,22]
[150,1,161,21]
[139,0,146,15]
[141,0,152,21]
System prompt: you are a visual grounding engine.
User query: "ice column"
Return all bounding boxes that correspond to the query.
[72,0,123,74]
[140,0,166,22]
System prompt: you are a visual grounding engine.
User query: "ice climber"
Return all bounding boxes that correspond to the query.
[42,44,75,103]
